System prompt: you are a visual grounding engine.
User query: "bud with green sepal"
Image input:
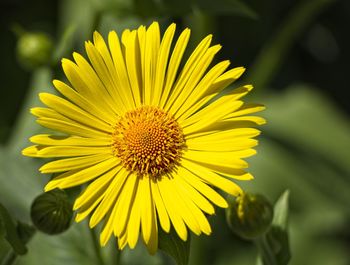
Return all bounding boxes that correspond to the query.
[15,29,53,70]
[225,191,273,239]
[31,189,73,235]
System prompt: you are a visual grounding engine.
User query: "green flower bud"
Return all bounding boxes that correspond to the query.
[226,192,273,239]
[16,32,53,70]
[31,189,73,235]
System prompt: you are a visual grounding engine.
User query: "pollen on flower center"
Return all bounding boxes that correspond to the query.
[112,106,185,178]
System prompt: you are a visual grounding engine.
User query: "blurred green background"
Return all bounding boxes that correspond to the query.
[1,0,349,264]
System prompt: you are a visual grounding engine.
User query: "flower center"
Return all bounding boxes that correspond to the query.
[112,106,185,178]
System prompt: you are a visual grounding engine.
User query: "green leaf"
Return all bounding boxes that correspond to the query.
[268,190,291,265]
[263,86,350,175]
[272,190,290,230]
[258,86,350,210]
[256,190,291,265]
[159,228,191,265]
[0,204,27,255]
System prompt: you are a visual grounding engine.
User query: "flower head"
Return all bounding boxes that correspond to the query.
[23,22,265,254]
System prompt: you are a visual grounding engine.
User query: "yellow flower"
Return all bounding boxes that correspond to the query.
[22,22,265,254]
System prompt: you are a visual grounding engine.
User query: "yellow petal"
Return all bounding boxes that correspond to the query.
[40,153,112,173]
[140,177,153,243]
[37,117,108,139]
[118,230,128,250]
[157,178,188,241]
[100,211,114,246]
[121,30,142,108]
[73,168,117,210]
[213,167,254,181]
[168,45,221,115]
[93,31,135,111]
[204,67,246,96]
[62,58,119,116]
[176,166,228,208]
[53,80,116,125]
[151,180,170,232]
[187,138,258,152]
[22,145,40,157]
[151,23,176,106]
[186,127,260,141]
[173,59,230,119]
[79,44,127,114]
[224,103,265,118]
[114,173,138,237]
[39,93,112,133]
[176,93,218,124]
[145,206,158,255]
[108,30,140,108]
[45,157,119,190]
[163,34,212,111]
[173,174,215,215]
[181,159,243,196]
[162,176,201,236]
[172,177,212,235]
[31,107,67,120]
[75,194,104,223]
[183,149,250,169]
[127,182,142,248]
[36,145,112,158]
[159,28,191,108]
[143,22,160,105]
[29,134,111,146]
[89,167,128,228]
[182,99,243,135]
[224,116,267,125]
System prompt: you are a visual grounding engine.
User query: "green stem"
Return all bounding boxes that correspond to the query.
[247,0,336,91]
[254,234,277,265]
[89,227,105,265]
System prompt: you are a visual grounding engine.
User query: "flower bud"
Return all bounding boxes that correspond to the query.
[16,32,53,70]
[226,192,273,239]
[31,189,73,235]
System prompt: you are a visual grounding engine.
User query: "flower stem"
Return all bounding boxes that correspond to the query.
[254,234,277,265]
[89,227,105,265]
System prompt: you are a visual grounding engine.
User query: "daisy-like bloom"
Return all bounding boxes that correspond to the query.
[23,22,265,254]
